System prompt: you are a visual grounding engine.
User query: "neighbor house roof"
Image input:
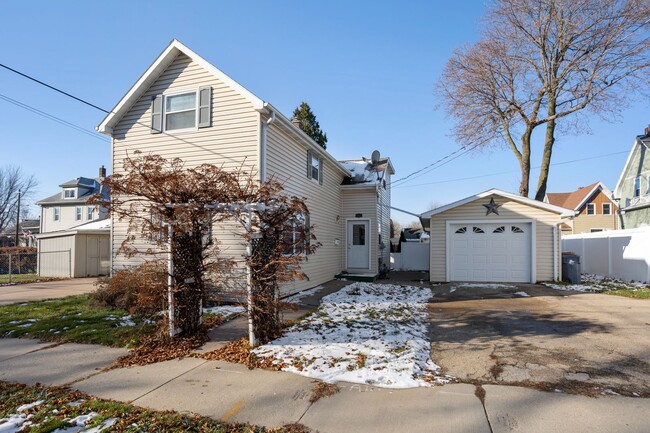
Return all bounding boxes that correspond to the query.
[36,177,108,206]
[97,39,352,178]
[340,156,395,186]
[419,188,574,230]
[35,218,110,240]
[545,182,614,211]
[614,134,650,197]
[59,177,97,189]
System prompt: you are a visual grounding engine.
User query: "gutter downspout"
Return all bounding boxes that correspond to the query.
[553,222,561,281]
[259,106,276,182]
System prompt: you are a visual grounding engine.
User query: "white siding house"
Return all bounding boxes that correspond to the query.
[97,39,393,295]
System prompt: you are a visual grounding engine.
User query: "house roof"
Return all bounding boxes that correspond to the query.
[614,135,650,197]
[545,182,614,211]
[59,177,97,189]
[340,156,395,185]
[97,39,352,178]
[419,188,574,230]
[34,218,110,239]
[36,177,108,206]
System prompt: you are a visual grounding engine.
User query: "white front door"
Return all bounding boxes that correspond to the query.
[347,220,370,269]
[449,222,532,283]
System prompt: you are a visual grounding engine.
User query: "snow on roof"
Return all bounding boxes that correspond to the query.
[340,157,393,184]
[73,218,111,232]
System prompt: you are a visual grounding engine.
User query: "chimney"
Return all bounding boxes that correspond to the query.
[99,165,106,178]
[291,117,303,130]
[645,125,650,137]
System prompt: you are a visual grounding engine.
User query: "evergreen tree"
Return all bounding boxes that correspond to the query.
[291,102,328,149]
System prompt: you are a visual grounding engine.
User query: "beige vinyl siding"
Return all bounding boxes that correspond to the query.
[341,187,378,274]
[429,195,562,282]
[111,53,260,270]
[41,205,80,233]
[265,122,344,295]
[573,214,618,233]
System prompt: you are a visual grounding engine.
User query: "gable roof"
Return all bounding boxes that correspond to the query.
[340,156,395,185]
[98,39,264,134]
[36,177,108,206]
[545,182,614,211]
[419,188,574,229]
[614,135,650,196]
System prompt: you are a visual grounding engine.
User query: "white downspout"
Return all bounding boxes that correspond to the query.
[553,221,563,281]
[259,107,276,182]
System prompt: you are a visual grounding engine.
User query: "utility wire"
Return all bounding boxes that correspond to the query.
[391,150,629,189]
[0,93,109,142]
[0,63,109,113]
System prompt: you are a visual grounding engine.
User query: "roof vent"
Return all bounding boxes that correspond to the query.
[371,150,380,164]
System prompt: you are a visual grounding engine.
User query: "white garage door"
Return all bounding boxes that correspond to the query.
[449,222,532,283]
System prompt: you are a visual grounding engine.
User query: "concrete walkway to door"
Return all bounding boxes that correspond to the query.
[0,278,98,305]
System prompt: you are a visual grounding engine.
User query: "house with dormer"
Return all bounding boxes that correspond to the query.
[34,167,110,278]
[614,127,650,229]
[97,40,393,294]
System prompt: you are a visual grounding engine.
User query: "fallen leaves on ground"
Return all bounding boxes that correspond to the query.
[198,338,286,370]
[110,316,223,369]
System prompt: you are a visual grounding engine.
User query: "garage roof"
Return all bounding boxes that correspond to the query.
[419,188,574,230]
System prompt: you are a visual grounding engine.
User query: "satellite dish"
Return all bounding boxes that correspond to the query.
[371,150,380,164]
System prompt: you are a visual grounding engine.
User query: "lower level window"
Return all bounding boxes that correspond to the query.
[282,213,308,255]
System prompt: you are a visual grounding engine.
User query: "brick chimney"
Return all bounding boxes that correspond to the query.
[291,117,303,130]
[99,165,106,179]
[645,125,650,137]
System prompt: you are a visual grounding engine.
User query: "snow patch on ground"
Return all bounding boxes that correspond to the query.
[514,291,530,297]
[543,274,649,293]
[284,285,325,304]
[0,400,43,432]
[202,305,245,319]
[253,282,452,389]
[118,315,135,327]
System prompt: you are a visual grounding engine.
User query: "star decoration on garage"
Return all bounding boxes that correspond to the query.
[483,197,502,215]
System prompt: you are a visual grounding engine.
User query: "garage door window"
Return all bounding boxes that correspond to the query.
[455,227,467,234]
[472,227,485,233]
[493,226,505,233]
[511,226,524,233]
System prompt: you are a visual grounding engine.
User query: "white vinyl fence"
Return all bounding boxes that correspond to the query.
[390,242,430,271]
[562,227,650,283]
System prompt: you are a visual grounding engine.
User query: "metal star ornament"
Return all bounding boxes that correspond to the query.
[483,198,502,215]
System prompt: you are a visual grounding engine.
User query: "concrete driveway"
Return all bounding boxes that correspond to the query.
[0,278,98,305]
[427,283,650,397]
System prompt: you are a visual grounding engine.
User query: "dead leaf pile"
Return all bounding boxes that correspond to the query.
[199,338,286,370]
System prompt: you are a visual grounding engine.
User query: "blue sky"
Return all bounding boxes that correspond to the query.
[1,1,647,225]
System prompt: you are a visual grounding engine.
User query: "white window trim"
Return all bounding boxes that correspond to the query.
[586,203,596,215]
[633,175,641,197]
[53,207,60,221]
[309,154,320,182]
[87,206,94,221]
[602,203,612,215]
[63,189,76,199]
[282,213,307,257]
[162,89,199,133]
[75,206,83,221]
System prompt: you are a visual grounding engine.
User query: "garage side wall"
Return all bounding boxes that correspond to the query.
[429,196,562,282]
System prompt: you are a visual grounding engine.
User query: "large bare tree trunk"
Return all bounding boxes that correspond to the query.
[518,129,533,197]
[536,117,556,201]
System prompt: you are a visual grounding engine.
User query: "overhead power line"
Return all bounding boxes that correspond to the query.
[0,63,109,113]
[0,93,109,142]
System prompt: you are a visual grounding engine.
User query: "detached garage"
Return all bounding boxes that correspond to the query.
[420,189,573,283]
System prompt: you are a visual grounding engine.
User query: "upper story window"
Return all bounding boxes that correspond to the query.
[151,87,212,134]
[602,203,611,215]
[634,176,641,197]
[53,207,60,221]
[307,150,323,184]
[87,206,94,221]
[75,206,83,221]
[587,203,596,215]
[63,189,76,199]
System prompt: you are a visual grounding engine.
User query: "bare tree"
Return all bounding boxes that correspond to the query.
[0,166,37,234]
[438,0,650,199]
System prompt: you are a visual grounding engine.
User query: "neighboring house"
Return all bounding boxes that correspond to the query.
[0,219,40,247]
[614,127,650,229]
[544,182,618,234]
[34,168,110,277]
[96,39,393,294]
[420,189,574,283]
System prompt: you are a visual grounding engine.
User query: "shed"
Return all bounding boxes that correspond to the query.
[420,189,574,283]
[36,219,110,278]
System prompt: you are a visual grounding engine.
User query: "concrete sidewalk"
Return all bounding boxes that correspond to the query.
[1,337,648,432]
[0,278,98,305]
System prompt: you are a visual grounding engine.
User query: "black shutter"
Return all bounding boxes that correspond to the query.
[307,150,313,179]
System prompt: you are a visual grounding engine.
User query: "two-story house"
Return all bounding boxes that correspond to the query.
[545,182,618,234]
[97,40,393,295]
[614,127,650,229]
[34,167,110,278]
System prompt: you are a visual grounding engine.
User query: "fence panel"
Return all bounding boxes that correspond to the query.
[0,253,38,283]
[37,250,72,278]
[390,242,430,271]
[562,227,650,283]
